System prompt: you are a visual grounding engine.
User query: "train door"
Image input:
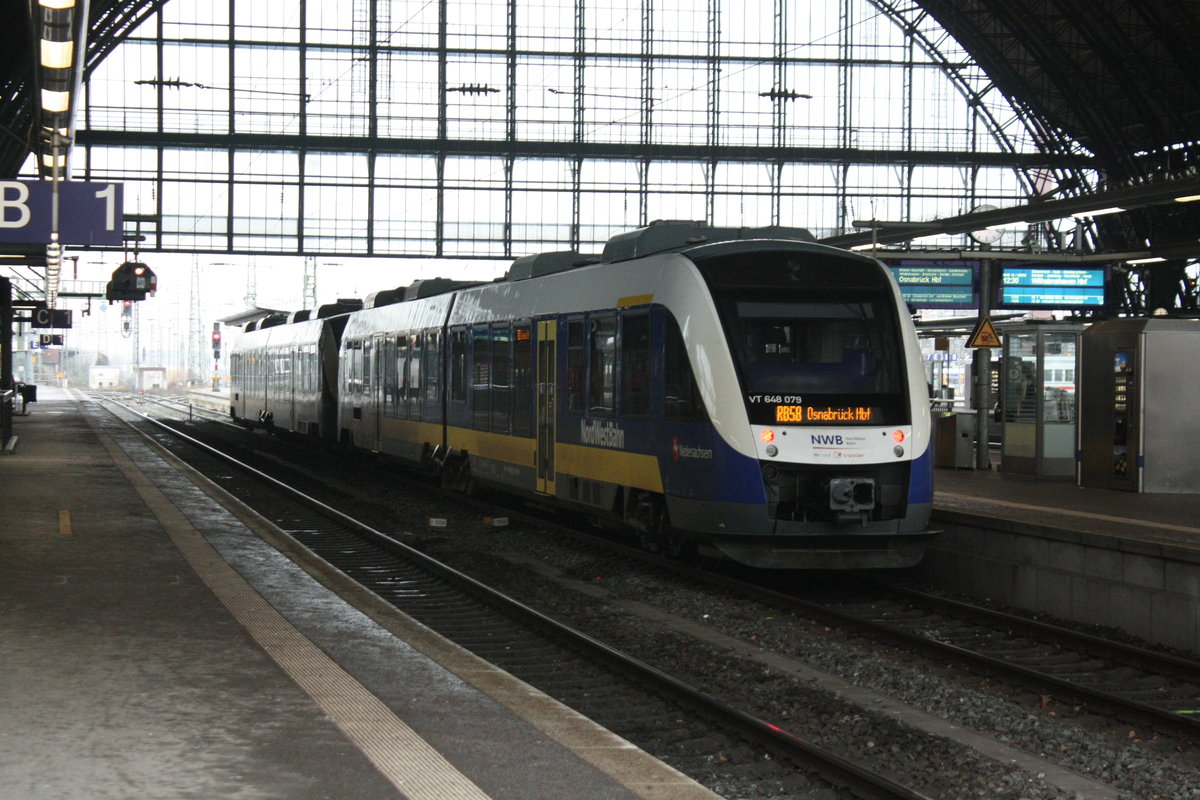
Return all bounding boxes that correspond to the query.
[536,319,557,495]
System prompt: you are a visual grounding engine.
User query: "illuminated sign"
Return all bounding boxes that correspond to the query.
[775,405,877,423]
[999,266,1106,308]
[889,262,976,309]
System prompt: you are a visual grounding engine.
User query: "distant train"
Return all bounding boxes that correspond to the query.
[229,221,935,569]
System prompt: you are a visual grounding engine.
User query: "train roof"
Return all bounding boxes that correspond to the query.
[248,223,826,332]
[600,220,816,264]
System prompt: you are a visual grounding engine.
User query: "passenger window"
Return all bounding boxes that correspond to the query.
[664,314,708,422]
[566,318,585,413]
[511,323,533,437]
[589,313,616,415]
[362,340,373,393]
[472,328,490,429]
[407,333,422,420]
[491,324,511,433]
[450,329,467,403]
[620,311,650,417]
[424,331,441,406]
[394,336,407,419]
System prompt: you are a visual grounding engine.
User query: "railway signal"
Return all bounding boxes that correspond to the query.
[105,261,157,302]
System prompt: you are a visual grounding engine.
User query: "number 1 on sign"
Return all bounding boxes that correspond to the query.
[95,184,117,231]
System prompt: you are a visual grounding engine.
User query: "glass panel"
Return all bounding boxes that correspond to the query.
[75,0,1051,255]
[490,324,511,433]
[472,328,490,429]
[566,318,585,413]
[1043,333,1077,423]
[1003,333,1038,424]
[620,312,651,417]
[588,313,617,415]
[512,324,533,436]
[1002,331,1037,461]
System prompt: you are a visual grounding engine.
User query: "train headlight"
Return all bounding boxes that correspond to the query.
[765,444,778,457]
[760,428,775,443]
[894,445,905,457]
[892,429,906,443]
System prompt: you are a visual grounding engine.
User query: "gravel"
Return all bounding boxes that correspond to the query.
[414,523,1200,800]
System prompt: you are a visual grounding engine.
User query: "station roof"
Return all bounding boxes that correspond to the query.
[2,0,1198,212]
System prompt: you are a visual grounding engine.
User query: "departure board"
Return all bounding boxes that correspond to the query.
[889,262,976,309]
[999,266,1106,308]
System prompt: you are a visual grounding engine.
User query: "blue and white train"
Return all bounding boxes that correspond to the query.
[230,221,935,569]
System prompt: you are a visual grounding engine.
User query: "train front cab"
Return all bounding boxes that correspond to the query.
[669,243,936,569]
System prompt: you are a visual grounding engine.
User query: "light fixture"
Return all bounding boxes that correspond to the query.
[39,0,76,8]
[41,89,70,113]
[41,39,74,70]
[1072,206,1125,218]
[1174,194,1200,203]
[41,152,66,168]
[1126,256,1166,265]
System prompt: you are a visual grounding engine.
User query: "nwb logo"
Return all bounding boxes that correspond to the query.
[811,434,845,446]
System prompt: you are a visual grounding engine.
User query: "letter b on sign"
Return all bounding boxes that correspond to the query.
[0,182,31,229]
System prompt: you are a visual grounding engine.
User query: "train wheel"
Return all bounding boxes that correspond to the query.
[659,522,698,562]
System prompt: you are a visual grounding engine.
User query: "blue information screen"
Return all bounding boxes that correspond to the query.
[889,262,976,308]
[999,266,1106,307]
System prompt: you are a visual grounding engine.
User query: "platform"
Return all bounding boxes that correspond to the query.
[923,460,1200,654]
[0,387,719,800]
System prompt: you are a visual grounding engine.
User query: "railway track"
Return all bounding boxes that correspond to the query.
[97,393,936,800]
[111,392,1200,797]
[817,584,1200,740]
[498,523,1200,743]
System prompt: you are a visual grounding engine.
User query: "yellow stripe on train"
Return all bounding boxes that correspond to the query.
[443,426,664,493]
[554,443,663,493]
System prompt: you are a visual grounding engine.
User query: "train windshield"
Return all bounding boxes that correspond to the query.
[696,250,908,425]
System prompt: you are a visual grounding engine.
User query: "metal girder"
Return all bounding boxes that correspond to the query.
[75,129,1086,170]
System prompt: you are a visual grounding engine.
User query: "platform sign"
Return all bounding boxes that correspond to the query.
[888,262,977,308]
[0,180,123,246]
[30,308,72,329]
[999,266,1106,308]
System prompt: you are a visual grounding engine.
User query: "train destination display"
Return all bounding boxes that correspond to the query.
[774,404,877,423]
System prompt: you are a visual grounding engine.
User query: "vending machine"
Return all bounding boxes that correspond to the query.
[1078,318,1200,492]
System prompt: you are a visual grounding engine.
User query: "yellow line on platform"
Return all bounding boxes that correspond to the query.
[58,509,73,536]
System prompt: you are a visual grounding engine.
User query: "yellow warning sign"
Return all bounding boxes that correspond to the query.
[967,316,1002,348]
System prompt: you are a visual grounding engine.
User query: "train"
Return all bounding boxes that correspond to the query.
[229,221,935,569]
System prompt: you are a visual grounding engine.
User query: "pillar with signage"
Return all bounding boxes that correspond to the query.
[1079,318,1200,492]
[999,322,1083,479]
